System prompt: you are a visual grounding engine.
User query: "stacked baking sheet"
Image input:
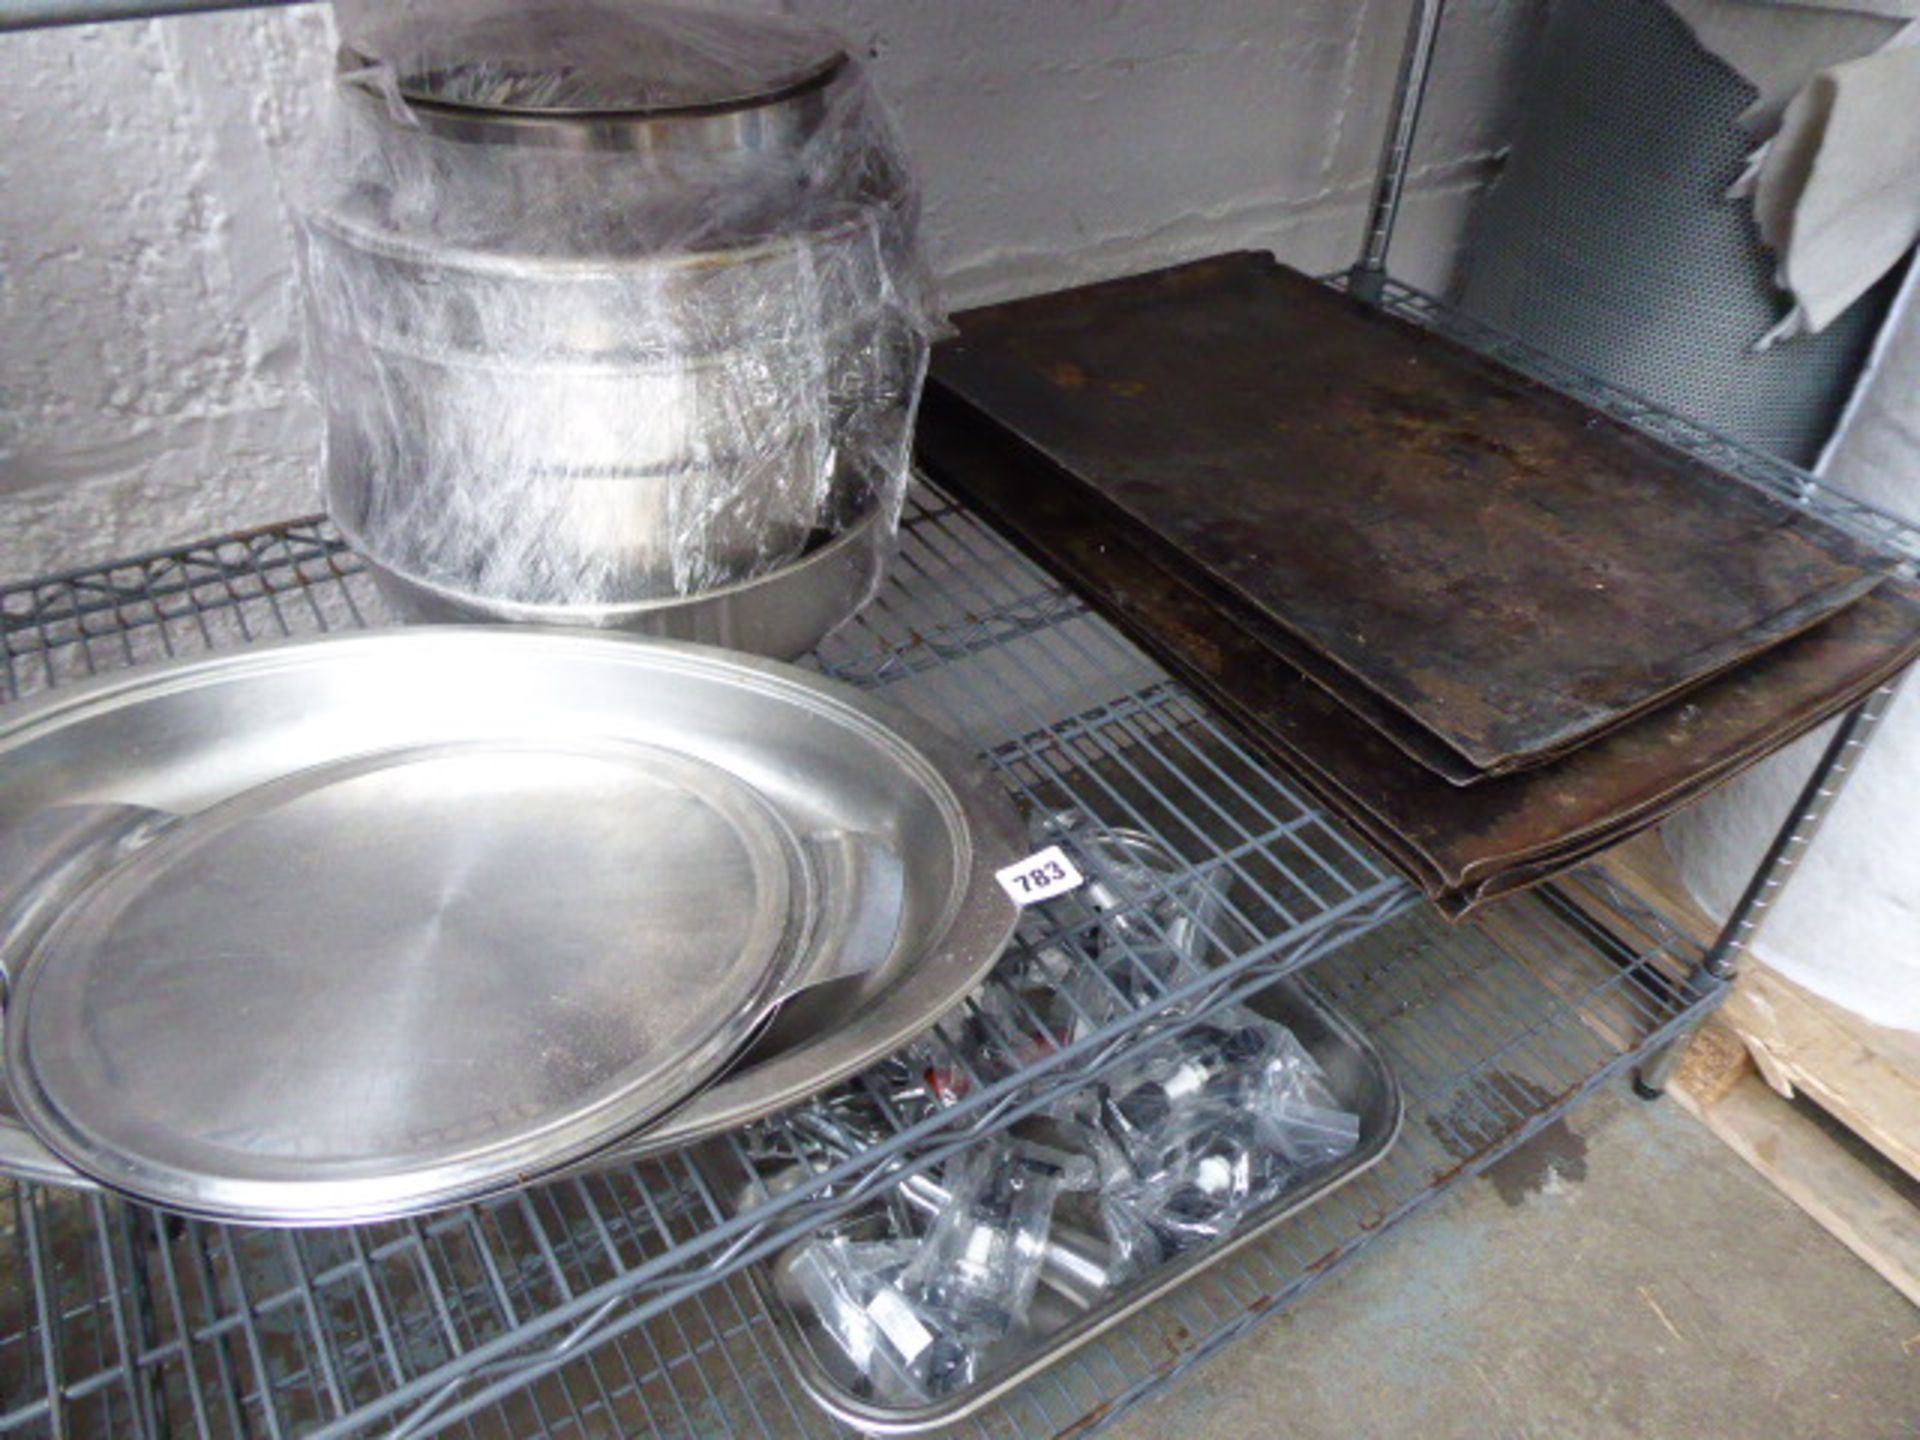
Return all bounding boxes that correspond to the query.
[916,254,1920,917]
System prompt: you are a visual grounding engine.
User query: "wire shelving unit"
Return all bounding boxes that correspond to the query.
[6,279,1874,1430]
[3,0,1918,1435]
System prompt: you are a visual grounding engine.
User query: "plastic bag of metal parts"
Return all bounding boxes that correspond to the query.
[1253,1025,1363,1167]
[1082,1008,1362,1265]
[781,1140,1087,1402]
[906,814,1231,1107]
[764,1005,1358,1394]
[295,0,938,611]
[1028,810,1228,1037]
[898,1142,1086,1349]
[782,1238,966,1404]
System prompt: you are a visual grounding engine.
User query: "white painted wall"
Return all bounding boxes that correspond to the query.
[0,0,1537,579]
[0,10,336,577]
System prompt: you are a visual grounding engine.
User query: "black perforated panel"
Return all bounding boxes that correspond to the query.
[1457,0,1895,468]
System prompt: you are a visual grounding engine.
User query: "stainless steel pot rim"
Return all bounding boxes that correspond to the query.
[313,303,893,375]
[370,50,851,125]
[299,190,895,281]
[334,497,890,625]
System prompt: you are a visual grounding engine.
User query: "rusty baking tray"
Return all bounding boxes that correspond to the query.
[916,386,1920,917]
[929,254,1898,783]
[744,972,1401,1434]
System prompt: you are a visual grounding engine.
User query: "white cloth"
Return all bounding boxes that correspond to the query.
[1742,42,1920,341]
[1666,265,1920,1031]
[1663,0,1920,342]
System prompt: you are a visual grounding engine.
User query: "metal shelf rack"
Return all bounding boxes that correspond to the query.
[4,869,1712,1440]
[4,280,1917,1440]
[1,472,1444,1435]
[7,271,1888,1431]
[5,0,1918,1434]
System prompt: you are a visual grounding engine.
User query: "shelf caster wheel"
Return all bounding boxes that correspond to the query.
[1632,1073,1666,1101]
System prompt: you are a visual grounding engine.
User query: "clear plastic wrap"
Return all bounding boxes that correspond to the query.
[1095,1019,1280,1152]
[1252,1025,1364,1167]
[293,0,938,609]
[1098,1103,1293,1258]
[1029,810,1228,1038]
[774,1142,1084,1404]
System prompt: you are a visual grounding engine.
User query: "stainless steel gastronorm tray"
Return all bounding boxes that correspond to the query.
[748,973,1402,1433]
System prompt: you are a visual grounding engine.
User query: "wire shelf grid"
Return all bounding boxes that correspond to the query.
[0,487,1426,1439]
[0,276,1877,1438]
[6,874,1705,1440]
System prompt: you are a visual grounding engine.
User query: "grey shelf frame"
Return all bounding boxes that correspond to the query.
[3,0,1917,1432]
[3,277,1915,1440]
[1,484,1432,1439]
[383,877,1716,1440]
[4,868,1721,1440]
[0,470,1713,1440]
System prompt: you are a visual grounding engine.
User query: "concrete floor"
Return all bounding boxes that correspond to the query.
[1104,1085,1920,1440]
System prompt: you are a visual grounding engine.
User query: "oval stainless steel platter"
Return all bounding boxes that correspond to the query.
[0,629,1023,1223]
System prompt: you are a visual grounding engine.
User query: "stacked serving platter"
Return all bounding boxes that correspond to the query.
[0,628,1025,1224]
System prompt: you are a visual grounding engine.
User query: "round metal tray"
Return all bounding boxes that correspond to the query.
[0,630,1022,1222]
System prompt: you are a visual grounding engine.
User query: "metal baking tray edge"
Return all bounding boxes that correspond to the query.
[746,974,1405,1434]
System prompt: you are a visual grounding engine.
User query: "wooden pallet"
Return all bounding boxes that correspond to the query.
[1596,835,1920,1308]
